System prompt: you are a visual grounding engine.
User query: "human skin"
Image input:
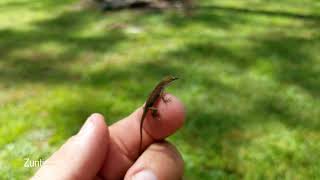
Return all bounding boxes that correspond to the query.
[32,94,185,180]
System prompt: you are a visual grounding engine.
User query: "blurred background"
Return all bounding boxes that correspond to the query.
[0,0,319,179]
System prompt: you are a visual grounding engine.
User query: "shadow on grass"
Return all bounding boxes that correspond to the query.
[0,0,74,10]
[196,5,320,21]
[163,7,246,29]
[0,10,127,84]
[252,35,320,97]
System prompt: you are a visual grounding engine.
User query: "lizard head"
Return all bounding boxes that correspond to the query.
[163,75,179,84]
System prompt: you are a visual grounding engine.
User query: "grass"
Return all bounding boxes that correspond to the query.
[0,0,319,179]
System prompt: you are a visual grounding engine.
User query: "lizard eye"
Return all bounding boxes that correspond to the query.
[170,76,179,81]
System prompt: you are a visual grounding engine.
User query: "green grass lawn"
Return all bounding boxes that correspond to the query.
[0,0,319,179]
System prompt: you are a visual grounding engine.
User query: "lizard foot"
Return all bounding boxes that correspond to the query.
[161,95,171,104]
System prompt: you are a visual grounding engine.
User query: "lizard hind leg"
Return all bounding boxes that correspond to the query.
[148,107,160,120]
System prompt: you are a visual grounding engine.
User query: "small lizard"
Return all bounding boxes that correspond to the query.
[139,75,179,154]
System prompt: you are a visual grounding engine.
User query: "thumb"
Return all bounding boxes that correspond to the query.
[32,113,109,180]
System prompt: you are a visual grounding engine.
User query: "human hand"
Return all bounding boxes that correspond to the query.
[32,94,185,180]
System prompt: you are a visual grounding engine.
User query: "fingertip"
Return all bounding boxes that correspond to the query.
[78,113,109,144]
[91,113,105,121]
[89,113,106,127]
[145,93,186,140]
[125,142,184,180]
[89,113,108,135]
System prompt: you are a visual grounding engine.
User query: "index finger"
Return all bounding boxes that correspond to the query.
[99,94,185,179]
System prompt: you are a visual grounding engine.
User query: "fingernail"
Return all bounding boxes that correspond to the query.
[132,170,157,180]
[78,114,95,136]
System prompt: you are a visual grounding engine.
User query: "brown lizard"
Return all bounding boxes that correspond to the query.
[138,76,179,154]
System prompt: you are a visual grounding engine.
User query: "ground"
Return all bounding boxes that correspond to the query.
[0,0,319,179]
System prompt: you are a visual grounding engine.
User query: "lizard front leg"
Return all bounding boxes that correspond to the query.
[160,91,171,104]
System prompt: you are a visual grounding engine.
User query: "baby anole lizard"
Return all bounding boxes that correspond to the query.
[139,76,179,153]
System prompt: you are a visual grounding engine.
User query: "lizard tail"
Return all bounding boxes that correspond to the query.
[139,110,147,154]
[139,124,143,154]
